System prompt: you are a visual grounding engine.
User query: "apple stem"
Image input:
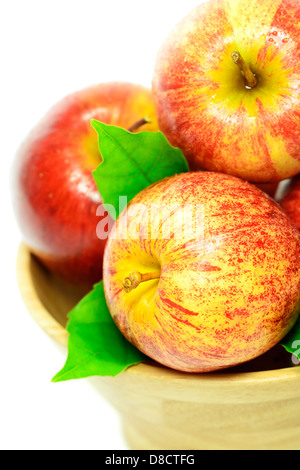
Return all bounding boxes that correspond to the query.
[123,271,160,293]
[127,117,151,133]
[231,51,257,89]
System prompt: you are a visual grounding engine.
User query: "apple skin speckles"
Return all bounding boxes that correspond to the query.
[152,0,300,183]
[103,172,300,373]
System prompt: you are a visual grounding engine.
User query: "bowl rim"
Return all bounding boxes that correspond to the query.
[17,243,300,385]
[16,243,69,348]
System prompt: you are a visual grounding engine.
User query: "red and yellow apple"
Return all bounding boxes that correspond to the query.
[103,172,300,372]
[152,0,300,184]
[11,82,158,287]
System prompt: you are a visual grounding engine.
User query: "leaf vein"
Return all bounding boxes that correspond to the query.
[99,127,152,184]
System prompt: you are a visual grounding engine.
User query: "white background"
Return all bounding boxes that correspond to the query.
[1,0,204,451]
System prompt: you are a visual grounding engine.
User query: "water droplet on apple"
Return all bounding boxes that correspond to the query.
[282,37,289,43]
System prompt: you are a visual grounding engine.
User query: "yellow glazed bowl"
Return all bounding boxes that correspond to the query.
[17,243,300,450]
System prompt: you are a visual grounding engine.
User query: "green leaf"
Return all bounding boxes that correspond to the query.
[91,120,189,219]
[52,122,188,382]
[280,315,300,364]
[52,281,148,382]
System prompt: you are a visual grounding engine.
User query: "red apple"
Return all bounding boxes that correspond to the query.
[152,0,300,184]
[103,172,300,373]
[278,175,300,230]
[255,182,279,199]
[11,82,158,287]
